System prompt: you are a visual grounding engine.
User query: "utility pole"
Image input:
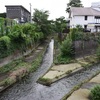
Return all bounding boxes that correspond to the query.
[29,3,32,23]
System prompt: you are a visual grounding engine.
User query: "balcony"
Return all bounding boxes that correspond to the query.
[88,23,100,27]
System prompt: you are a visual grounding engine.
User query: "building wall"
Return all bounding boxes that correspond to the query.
[69,15,100,32]
[6,6,30,23]
[20,8,30,22]
[6,6,21,20]
[70,15,94,28]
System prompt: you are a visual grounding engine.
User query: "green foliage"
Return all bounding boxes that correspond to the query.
[0,13,6,18]
[33,9,55,37]
[66,0,83,13]
[9,24,27,52]
[97,34,100,44]
[76,25,83,31]
[0,59,22,74]
[90,85,100,100]
[54,37,73,64]
[0,17,15,36]
[60,37,73,57]
[54,54,72,64]
[69,26,84,41]
[69,28,78,41]
[39,77,51,83]
[0,36,11,46]
[74,31,83,40]
[0,36,12,58]
[0,17,47,59]
[54,16,67,33]
[9,23,44,53]
[96,46,100,60]
[83,33,90,41]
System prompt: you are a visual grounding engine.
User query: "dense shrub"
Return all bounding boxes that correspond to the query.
[83,33,91,41]
[60,37,73,57]
[76,25,83,31]
[74,31,83,40]
[9,25,27,52]
[0,18,48,59]
[0,17,15,36]
[69,27,84,41]
[54,36,74,64]
[90,85,100,100]
[69,28,78,41]
[0,36,12,58]
[54,54,72,64]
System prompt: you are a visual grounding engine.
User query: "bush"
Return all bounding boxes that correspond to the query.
[54,54,71,64]
[90,85,100,100]
[74,31,83,40]
[0,36,12,58]
[69,26,84,41]
[0,19,47,59]
[70,28,78,41]
[83,33,90,41]
[60,37,73,57]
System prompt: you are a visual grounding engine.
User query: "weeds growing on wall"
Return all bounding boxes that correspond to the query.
[0,18,46,59]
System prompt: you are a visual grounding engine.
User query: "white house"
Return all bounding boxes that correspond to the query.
[68,2,100,32]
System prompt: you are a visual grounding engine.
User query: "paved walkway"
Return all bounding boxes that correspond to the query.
[67,73,100,100]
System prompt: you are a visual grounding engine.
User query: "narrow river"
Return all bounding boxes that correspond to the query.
[0,39,100,100]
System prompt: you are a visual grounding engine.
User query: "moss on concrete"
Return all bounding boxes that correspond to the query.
[0,43,47,92]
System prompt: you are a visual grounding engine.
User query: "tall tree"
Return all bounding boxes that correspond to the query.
[33,9,54,37]
[54,16,67,33]
[54,16,67,42]
[66,0,83,13]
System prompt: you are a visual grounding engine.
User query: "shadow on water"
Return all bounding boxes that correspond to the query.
[0,39,100,100]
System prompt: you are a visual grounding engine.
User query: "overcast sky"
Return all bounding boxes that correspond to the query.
[1,0,100,20]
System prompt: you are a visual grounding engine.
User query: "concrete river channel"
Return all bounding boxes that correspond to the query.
[0,39,100,100]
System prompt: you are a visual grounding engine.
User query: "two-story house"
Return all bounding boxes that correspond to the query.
[69,2,100,32]
[5,5,31,23]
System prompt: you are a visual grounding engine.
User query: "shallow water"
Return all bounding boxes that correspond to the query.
[0,39,100,100]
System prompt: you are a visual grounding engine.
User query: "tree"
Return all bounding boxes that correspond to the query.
[54,16,67,42]
[0,13,6,18]
[54,16,67,33]
[66,0,83,13]
[33,9,54,38]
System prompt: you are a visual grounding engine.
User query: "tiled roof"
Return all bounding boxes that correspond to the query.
[71,7,100,16]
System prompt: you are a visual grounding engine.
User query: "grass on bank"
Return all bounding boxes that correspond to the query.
[0,45,46,89]
[90,85,100,100]
[38,77,52,86]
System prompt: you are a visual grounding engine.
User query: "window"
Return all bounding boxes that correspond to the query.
[95,16,100,23]
[95,16,100,19]
[85,16,87,20]
[84,25,87,30]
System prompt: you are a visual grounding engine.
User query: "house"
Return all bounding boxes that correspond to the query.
[5,5,31,23]
[68,2,100,32]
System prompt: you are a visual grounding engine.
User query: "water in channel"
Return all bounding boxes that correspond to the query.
[0,39,100,100]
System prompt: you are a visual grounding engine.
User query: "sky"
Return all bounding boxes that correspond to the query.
[1,0,100,20]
